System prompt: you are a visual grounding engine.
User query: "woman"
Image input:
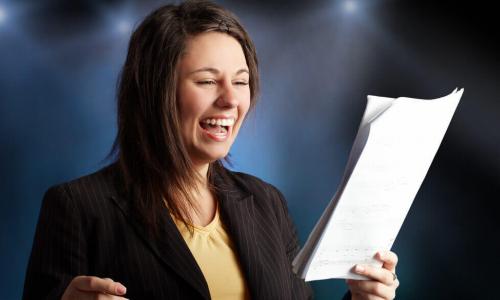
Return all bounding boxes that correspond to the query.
[23,1,399,299]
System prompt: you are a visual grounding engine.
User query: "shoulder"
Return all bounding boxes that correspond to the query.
[49,163,118,195]
[225,169,284,199]
[228,170,277,190]
[41,163,120,214]
[55,163,117,193]
[222,169,290,216]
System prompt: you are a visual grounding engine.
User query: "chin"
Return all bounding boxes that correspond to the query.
[209,149,230,162]
[193,146,230,164]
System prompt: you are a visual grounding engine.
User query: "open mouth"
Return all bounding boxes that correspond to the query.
[199,118,235,138]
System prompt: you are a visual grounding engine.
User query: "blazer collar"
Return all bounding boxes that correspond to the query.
[107,163,262,299]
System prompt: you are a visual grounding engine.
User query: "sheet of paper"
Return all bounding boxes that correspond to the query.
[292,88,463,281]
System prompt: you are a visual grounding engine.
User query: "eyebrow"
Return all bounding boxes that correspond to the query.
[188,67,249,76]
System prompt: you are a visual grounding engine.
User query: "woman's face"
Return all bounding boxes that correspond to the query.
[177,31,251,167]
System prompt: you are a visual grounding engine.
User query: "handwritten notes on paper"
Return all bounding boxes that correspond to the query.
[292,88,463,281]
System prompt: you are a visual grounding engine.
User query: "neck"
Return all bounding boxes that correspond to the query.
[193,162,210,184]
[189,162,217,226]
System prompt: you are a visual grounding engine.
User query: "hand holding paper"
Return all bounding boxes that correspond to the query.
[292,88,463,281]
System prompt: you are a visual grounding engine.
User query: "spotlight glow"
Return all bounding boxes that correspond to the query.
[343,0,357,13]
[0,5,7,24]
[116,19,132,35]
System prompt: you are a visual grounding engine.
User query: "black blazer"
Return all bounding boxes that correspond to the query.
[23,163,318,299]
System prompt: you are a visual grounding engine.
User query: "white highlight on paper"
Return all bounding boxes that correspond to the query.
[292,88,463,281]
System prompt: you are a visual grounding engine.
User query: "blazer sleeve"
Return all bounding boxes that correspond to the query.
[272,186,352,300]
[269,186,314,299]
[23,184,88,300]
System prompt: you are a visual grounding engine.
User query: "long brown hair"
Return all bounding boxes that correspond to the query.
[109,0,259,236]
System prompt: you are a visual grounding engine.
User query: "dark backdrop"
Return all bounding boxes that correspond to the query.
[1,0,498,299]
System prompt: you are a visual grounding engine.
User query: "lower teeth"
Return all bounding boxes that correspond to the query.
[201,123,228,134]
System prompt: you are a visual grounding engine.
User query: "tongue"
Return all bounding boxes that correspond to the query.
[201,123,228,134]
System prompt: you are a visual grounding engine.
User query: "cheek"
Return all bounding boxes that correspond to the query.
[178,87,207,123]
[237,86,251,112]
[239,96,251,119]
[233,97,251,137]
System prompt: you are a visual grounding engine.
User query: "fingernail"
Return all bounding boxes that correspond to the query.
[378,252,385,259]
[354,265,365,273]
[117,284,127,294]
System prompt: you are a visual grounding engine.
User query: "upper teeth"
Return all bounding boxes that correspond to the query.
[202,118,235,126]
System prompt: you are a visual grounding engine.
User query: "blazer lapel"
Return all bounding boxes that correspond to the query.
[104,163,274,300]
[109,192,210,300]
[212,169,265,299]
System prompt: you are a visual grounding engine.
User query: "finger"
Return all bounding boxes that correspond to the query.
[73,276,127,295]
[94,294,129,300]
[375,251,398,272]
[352,264,394,285]
[394,278,400,289]
[73,292,128,300]
[347,279,396,300]
[351,291,385,300]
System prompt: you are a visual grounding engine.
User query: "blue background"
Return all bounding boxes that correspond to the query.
[1,0,499,299]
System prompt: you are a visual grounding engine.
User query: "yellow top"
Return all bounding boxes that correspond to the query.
[172,205,250,300]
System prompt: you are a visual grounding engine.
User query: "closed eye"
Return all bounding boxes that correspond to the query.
[234,81,249,86]
[197,80,217,85]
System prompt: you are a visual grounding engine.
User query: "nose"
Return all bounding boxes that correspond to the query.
[215,80,238,108]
